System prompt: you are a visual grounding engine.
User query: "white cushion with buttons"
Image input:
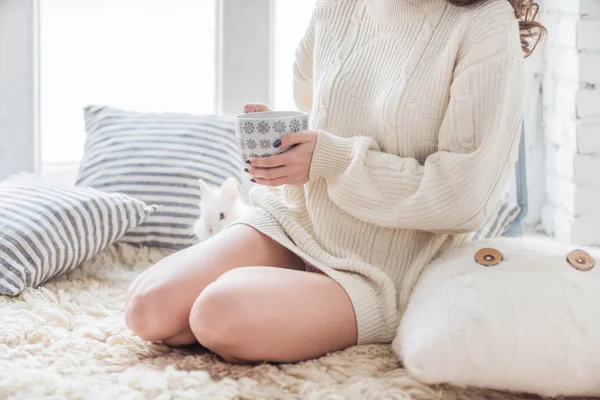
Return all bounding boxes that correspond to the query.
[394,237,600,398]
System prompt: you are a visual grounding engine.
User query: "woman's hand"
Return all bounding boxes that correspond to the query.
[242,103,317,186]
[246,131,318,186]
[243,103,271,113]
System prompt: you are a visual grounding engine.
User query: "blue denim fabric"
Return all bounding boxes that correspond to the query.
[504,123,527,237]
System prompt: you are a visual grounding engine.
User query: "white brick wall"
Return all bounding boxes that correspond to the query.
[540,0,600,245]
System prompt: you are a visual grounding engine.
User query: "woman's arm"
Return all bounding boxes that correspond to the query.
[309,16,524,234]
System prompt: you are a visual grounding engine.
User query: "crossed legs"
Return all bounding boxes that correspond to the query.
[124,225,357,363]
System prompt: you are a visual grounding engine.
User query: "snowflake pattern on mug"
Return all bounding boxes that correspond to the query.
[261,153,271,157]
[244,122,255,134]
[259,139,271,149]
[273,121,287,134]
[238,137,246,150]
[257,121,270,134]
[249,153,259,158]
[302,119,308,130]
[246,139,257,150]
[289,119,301,132]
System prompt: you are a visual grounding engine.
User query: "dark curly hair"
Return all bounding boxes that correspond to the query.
[448,0,546,57]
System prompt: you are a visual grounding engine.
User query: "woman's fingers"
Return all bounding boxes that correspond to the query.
[248,153,287,168]
[277,132,313,147]
[243,103,271,113]
[252,176,292,187]
[248,165,288,180]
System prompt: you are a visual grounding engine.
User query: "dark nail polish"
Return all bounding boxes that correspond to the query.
[245,160,251,165]
[273,139,282,148]
[244,168,249,173]
[250,178,256,183]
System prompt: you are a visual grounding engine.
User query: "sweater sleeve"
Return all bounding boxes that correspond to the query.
[293,7,316,113]
[309,19,524,233]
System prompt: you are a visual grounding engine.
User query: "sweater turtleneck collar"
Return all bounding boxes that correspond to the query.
[365,0,445,24]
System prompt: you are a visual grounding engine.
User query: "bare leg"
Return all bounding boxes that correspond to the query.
[189,266,358,363]
[162,329,197,348]
[124,224,305,345]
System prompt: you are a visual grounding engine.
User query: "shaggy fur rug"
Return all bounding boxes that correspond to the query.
[0,244,547,400]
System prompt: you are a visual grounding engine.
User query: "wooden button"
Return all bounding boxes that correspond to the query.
[567,249,595,271]
[475,248,503,266]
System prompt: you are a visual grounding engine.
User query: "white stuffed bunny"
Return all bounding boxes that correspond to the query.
[193,177,251,241]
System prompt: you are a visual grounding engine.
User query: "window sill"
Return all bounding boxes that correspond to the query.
[41,162,79,186]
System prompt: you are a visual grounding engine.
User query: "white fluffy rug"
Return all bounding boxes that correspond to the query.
[0,244,546,400]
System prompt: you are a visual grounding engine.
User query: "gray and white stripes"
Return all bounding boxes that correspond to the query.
[473,200,521,240]
[77,106,245,249]
[0,174,153,296]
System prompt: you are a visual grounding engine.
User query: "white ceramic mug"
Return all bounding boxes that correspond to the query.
[234,111,309,161]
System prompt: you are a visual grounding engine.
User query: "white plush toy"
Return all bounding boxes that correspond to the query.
[395,237,600,398]
[193,177,251,241]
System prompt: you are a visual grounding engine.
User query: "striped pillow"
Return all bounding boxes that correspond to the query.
[473,199,521,240]
[0,173,154,296]
[77,106,245,249]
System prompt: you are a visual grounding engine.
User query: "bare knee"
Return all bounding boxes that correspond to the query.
[125,284,169,342]
[188,276,251,361]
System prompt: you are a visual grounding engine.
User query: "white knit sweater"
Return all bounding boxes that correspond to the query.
[241,0,524,344]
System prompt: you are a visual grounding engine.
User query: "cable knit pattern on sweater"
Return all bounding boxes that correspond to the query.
[237,0,524,344]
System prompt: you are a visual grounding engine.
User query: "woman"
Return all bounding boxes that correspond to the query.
[125,0,544,363]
